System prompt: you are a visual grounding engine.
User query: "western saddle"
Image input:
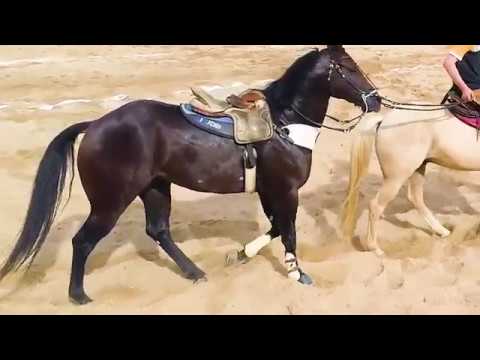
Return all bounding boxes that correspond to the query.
[181,87,275,193]
[191,87,267,113]
[189,87,274,145]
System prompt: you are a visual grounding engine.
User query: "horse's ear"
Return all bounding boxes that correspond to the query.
[327,45,344,52]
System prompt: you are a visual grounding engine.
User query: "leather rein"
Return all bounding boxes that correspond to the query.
[286,58,468,134]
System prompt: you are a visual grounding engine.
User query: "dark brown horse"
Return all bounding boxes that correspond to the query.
[0,45,380,304]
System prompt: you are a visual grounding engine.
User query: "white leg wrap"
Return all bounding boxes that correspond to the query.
[285,252,300,281]
[244,234,273,258]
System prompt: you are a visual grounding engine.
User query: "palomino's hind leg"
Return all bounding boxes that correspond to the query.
[141,183,206,282]
[368,129,431,256]
[407,164,450,237]
[69,209,124,305]
[366,177,406,256]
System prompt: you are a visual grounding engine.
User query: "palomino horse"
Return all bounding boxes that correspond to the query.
[341,98,480,255]
[0,45,380,304]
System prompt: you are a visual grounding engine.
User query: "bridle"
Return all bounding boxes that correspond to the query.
[288,58,380,133]
[328,59,379,113]
[326,59,464,112]
[287,55,467,134]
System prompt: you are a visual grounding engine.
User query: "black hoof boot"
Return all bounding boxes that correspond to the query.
[298,270,313,286]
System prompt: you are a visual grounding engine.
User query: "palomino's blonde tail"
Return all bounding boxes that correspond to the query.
[340,114,383,241]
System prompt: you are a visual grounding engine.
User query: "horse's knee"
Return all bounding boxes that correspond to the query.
[146,223,168,241]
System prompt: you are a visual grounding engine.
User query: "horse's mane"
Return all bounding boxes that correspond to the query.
[264,48,325,108]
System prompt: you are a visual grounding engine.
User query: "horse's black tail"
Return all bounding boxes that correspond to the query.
[0,121,91,280]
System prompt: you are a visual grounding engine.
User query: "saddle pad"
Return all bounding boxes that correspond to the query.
[180,103,234,139]
[445,90,480,129]
[454,114,480,130]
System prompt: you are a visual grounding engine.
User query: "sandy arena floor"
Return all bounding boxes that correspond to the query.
[1,45,480,314]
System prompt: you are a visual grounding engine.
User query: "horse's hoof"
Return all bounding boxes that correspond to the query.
[438,229,451,238]
[185,269,206,282]
[225,249,247,266]
[225,250,239,266]
[69,293,93,305]
[194,276,208,284]
[374,248,385,257]
[363,241,384,256]
[298,271,314,286]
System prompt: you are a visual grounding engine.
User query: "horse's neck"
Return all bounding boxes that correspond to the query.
[270,94,329,127]
[293,94,329,124]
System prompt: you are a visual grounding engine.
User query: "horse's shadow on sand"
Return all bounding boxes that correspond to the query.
[4,158,480,298]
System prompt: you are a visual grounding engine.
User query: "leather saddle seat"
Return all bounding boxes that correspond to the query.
[180,87,274,144]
